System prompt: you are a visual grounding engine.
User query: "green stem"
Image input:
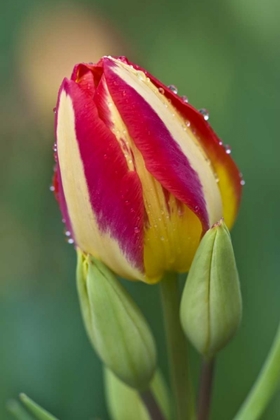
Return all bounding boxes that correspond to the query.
[197,358,215,420]
[140,389,166,420]
[234,323,280,420]
[160,272,195,420]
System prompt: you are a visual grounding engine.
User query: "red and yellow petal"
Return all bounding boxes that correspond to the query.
[56,78,145,280]
[116,56,242,229]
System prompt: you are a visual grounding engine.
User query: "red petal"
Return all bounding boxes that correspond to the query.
[59,79,144,270]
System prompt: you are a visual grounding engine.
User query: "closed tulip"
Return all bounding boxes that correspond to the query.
[53,56,242,284]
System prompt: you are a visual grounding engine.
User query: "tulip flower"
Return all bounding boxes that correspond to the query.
[53,56,242,284]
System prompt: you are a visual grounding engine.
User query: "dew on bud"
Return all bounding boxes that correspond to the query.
[199,108,210,121]
[181,95,189,103]
[53,107,56,114]
[185,120,191,128]
[49,185,55,192]
[158,87,165,94]
[134,227,140,234]
[65,230,71,237]
[168,85,178,94]
[67,238,74,245]
[239,173,246,186]
[224,144,232,154]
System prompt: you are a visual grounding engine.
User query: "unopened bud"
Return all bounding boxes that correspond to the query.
[180,219,242,358]
[76,250,157,390]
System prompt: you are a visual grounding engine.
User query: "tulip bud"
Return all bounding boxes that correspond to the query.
[53,56,243,284]
[76,250,157,390]
[180,219,242,358]
[105,368,171,420]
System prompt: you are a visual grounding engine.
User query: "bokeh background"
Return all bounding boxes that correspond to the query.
[1,0,280,418]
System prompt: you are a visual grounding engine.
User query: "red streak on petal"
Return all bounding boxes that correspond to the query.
[61,79,144,271]
[121,57,242,217]
[103,60,209,231]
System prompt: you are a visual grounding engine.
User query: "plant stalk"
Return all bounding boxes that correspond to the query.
[160,273,195,420]
[234,322,280,420]
[140,389,166,420]
[197,358,215,420]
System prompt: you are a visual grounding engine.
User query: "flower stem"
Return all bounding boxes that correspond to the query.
[140,389,166,420]
[160,272,195,420]
[197,358,215,420]
[234,322,280,420]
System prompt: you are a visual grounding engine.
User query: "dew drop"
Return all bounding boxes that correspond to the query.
[53,107,56,114]
[134,227,140,234]
[168,85,178,94]
[239,173,245,186]
[185,120,191,128]
[218,141,223,146]
[49,185,55,192]
[158,87,165,94]
[224,144,232,154]
[62,218,66,224]
[53,143,57,152]
[65,230,71,237]
[181,95,188,103]
[67,238,74,245]
[199,108,210,121]
[103,154,108,160]
[160,236,165,241]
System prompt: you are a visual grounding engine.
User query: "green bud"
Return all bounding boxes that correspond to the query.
[105,368,171,420]
[76,250,157,390]
[180,219,242,358]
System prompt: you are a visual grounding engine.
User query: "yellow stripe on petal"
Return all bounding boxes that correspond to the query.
[105,57,223,228]
[57,89,143,280]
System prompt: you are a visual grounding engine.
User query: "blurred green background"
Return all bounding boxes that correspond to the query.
[1,0,280,418]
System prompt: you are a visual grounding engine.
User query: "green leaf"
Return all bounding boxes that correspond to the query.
[19,394,59,420]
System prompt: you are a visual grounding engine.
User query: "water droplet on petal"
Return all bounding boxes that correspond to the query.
[168,85,178,94]
[224,144,232,154]
[53,143,57,152]
[53,107,56,113]
[185,120,191,128]
[67,238,74,245]
[134,227,140,234]
[181,95,188,103]
[158,87,165,94]
[239,173,245,185]
[199,108,210,121]
[218,141,223,146]
[49,185,55,192]
[65,230,71,237]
